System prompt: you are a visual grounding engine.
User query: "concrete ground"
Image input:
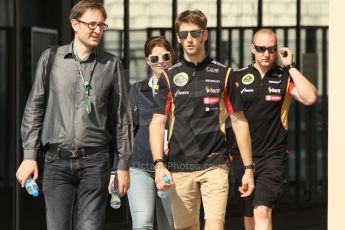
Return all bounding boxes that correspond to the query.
[105,206,327,230]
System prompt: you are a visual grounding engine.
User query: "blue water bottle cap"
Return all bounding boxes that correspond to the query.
[32,190,39,197]
[163,175,170,183]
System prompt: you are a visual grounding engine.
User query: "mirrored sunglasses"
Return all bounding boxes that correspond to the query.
[254,45,277,54]
[177,30,203,39]
[148,52,171,64]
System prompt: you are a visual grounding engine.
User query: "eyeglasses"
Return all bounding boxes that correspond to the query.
[76,19,108,31]
[254,45,277,54]
[148,52,171,64]
[177,30,204,39]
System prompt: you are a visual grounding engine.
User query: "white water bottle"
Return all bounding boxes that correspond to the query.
[110,176,121,209]
[25,178,39,197]
[157,175,170,199]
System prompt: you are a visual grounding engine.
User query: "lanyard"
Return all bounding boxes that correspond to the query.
[151,78,155,97]
[73,43,96,114]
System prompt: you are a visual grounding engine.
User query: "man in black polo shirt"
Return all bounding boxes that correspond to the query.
[231,28,317,230]
[150,9,254,230]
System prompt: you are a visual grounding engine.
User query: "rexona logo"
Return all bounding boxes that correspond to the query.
[173,72,189,87]
[203,97,220,104]
[205,86,221,94]
[268,87,281,93]
[241,74,255,85]
[265,95,282,101]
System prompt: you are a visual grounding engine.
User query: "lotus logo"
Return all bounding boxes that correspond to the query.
[173,72,189,87]
[241,74,255,85]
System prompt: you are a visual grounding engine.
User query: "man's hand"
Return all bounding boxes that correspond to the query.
[154,163,173,191]
[238,169,255,197]
[278,47,293,66]
[16,160,38,188]
[108,174,115,194]
[116,170,130,197]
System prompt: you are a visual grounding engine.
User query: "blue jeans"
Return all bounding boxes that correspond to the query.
[42,150,110,230]
[127,167,174,230]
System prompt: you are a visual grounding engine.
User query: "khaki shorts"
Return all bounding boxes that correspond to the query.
[171,164,229,229]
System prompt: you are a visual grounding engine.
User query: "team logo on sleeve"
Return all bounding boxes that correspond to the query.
[173,72,189,87]
[241,74,255,85]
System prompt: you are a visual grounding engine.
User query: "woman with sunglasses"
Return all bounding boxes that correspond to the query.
[127,36,176,230]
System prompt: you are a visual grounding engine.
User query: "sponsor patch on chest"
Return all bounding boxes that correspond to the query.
[241,74,255,85]
[173,72,189,87]
[265,95,282,101]
[203,97,220,104]
[268,87,281,93]
[205,86,221,94]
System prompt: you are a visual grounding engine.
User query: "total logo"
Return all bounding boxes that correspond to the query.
[265,95,282,101]
[268,87,281,93]
[205,86,221,94]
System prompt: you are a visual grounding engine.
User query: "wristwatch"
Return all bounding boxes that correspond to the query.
[285,62,297,71]
[243,163,255,172]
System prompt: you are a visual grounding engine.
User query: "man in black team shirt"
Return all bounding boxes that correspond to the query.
[231,28,317,230]
[149,9,254,230]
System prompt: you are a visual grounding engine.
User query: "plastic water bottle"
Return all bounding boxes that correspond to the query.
[157,175,170,199]
[110,178,121,209]
[25,178,39,197]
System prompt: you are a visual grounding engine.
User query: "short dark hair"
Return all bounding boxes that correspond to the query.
[70,0,107,20]
[175,9,207,32]
[144,36,176,62]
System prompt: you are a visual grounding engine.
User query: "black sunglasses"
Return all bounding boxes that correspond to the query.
[177,30,203,39]
[148,52,171,64]
[254,45,278,53]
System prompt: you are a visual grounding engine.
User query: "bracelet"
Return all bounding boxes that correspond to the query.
[285,62,297,71]
[243,163,255,171]
[153,159,164,166]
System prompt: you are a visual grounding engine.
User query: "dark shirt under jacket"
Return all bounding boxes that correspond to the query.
[21,42,133,170]
[129,78,156,171]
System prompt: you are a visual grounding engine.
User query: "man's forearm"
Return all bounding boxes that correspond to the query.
[289,68,317,106]
[231,113,253,165]
[149,114,166,161]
